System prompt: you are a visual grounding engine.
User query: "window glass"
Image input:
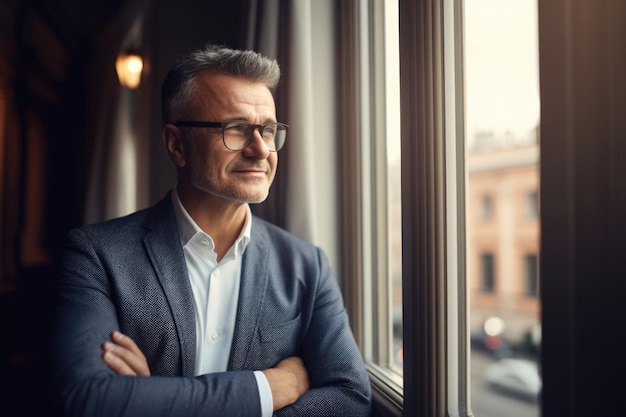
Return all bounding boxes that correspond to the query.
[385,0,402,378]
[465,0,541,415]
[359,0,402,389]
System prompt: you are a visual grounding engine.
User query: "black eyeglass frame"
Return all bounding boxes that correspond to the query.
[172,119,288,152]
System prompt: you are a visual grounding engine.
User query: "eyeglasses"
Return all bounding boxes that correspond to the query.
[173,119,288,152]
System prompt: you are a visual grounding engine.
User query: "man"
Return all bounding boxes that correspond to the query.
[52,45,371,416]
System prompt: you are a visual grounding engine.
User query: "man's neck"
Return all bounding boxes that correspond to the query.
[177,187,248,262]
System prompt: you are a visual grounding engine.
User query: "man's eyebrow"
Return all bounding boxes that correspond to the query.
[228,117,278,124]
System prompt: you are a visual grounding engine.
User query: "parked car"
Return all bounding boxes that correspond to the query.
[484,358,542,402]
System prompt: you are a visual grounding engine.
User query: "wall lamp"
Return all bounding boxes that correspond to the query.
[115,52,143,89]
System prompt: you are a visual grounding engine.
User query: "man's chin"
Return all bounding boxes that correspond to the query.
[238,184,271,204]
[242,192,270,204]
[190,180,270,204]
[226,189,270,205]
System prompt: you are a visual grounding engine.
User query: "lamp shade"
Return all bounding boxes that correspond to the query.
[115,53,143,89]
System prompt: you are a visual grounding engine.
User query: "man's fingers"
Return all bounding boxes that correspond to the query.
[102,332,151,376]
[102,349,136,375]
[112,331,147,360]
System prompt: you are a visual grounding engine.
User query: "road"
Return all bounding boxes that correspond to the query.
[470,352,539,417]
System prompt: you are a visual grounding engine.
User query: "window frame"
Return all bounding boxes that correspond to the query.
[339,1,469,416]
[339,0,404,413]
[398,0,470,415]
[365,0,406,387]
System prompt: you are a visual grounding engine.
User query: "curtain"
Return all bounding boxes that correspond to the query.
[84,87,145,224]
[247,0,340,270]
[84,3,149,224]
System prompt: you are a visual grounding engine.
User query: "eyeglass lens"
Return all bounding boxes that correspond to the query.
[223,121,287,151]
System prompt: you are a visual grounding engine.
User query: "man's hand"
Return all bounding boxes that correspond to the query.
[262,356,311,411]
[102,332,309,411]
[102,331,151,376]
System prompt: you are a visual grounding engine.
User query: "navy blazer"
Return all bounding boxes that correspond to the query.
[52,195,371,416]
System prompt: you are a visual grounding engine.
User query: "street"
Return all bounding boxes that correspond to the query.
[470,352,539,417]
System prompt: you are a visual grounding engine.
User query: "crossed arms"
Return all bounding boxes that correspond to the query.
[103,330,310,412]
[52,223,372,417]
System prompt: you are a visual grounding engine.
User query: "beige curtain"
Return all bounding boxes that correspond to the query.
[84,7,149,225]
[84,88,144,224]
[247,0,340,270]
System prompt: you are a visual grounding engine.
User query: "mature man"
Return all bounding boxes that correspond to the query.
[52,45,371,416]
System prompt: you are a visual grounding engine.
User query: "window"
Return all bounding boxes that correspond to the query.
[526,191,539,219]
[524,254,539,297]
[338,1,404,411]
[346,0,539,416]
[481,195,493,220]
[465,1,541,416]
[354,0,403,391]
[480,253,495,293]
[346,1,622,416]
[354,0,469,415]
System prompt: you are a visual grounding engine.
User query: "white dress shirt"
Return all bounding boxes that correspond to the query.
[171,190,272,417]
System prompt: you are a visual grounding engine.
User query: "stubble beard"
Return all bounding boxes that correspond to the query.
[188,155,272,204]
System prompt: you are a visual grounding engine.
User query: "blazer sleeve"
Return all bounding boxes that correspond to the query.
[274,248,372,417]
[51,228,262,417]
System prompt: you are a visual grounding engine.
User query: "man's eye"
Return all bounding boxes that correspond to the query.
[225,124,248,134]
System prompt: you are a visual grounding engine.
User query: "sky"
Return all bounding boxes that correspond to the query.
[464,0,540,142]
[386,0,540,162]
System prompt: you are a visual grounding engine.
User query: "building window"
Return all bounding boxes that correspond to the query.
[526,190,539,219]
[480,253,495,293]
[481,195,493,220]
[524,254,539,297]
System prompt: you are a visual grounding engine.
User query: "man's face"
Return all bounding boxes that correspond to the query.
[181,72,279,204]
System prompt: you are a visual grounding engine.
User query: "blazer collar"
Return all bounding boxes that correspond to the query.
[142,194,197,376]
[228,218,270,370]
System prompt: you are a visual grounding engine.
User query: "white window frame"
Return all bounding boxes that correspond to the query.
[338,0,404,413]
[339,1,470,416]
[398,1,469,416]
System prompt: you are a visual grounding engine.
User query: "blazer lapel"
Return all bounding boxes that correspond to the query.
[228,218,270,370]
[142,196,197,376]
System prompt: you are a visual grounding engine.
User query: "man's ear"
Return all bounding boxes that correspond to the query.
[162,124,187,167]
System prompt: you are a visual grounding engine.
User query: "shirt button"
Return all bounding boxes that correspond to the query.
[200,238,209,246]
[210,331,219,340]
[213,269,221,278]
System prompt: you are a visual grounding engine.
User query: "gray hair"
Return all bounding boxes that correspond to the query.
[161,44,281,124]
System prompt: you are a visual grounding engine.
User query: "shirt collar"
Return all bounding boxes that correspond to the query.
[170,188,251,258]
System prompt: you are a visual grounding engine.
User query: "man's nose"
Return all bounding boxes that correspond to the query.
[243,129,271,158]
